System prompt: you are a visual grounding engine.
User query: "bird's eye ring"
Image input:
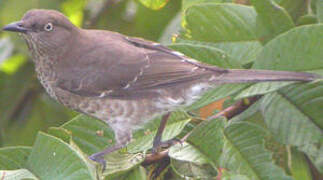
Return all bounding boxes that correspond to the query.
[44,23,53,31]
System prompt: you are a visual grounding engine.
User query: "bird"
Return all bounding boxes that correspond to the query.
[2,9,320,168]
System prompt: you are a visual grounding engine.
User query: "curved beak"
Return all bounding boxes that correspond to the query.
[2,21,28,33]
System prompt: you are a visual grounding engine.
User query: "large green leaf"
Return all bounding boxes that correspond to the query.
[220,122,292,180]
[183,4,260,42]
[253,24,323,72]
[246,25,323,100]
[186,117,227,167]
[174,38,263,67]
[260,81,323,172]
[261,81,323,140]
[26,132,96,180]
[251,0,294,44]
[206,41,263,65]
[169,142,217,179]
[235,81,294,99]
[168,43,241,68]
[169,142,208,164]
[0,146,31,169]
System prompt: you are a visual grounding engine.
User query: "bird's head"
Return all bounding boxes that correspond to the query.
[2,9,79,57]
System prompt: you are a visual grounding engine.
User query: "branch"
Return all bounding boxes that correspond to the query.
[207,96,261,120]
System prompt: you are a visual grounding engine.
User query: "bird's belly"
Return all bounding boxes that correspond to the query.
[78,97,165,131]
[54,82,212,132]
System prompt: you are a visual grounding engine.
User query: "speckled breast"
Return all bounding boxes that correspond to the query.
[34,58,58,100]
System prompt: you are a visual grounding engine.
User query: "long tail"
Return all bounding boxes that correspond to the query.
[212,69,320,84]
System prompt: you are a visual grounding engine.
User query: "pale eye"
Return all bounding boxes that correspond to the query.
[44,23,53,31]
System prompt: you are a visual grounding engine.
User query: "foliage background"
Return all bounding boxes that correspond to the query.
[0,0,322,179]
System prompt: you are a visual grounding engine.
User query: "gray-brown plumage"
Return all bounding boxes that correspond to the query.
[3,9,319,167]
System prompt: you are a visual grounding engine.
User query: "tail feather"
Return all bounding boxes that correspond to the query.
[212,69,320,84]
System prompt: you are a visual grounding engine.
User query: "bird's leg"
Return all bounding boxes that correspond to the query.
[89,129,132,170]
[89,143,125,170]
[152,113,180,153]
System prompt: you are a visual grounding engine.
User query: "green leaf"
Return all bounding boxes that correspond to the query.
[170,158,217,179]
[169,142,208,164]
[0,169,38,180]
[127,111,191,153]
[235,81,294,99]
[260,81,323,171]
[26,132,96,180]
[175,38,263,65]
[168,42,241,68]
[102,152,145,178]
[187,117,227,167]
[251,0,295,44]
[61,115,115,155]
[207,41,263,65]
[169,142,218,178]
[253,25,323,72]
[261,81,323,143]
[183,4,259,42]
[0,146,31,169]
[317,0,323,23]
[137,0,169,10]
[220,122,292,180]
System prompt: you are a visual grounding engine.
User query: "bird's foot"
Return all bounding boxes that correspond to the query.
[152,138,182,154]
[89,143,125,171]
[89,153,106,170]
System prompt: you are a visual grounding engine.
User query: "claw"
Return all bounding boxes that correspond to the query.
[89,154,106,170]
[152,138,183,153]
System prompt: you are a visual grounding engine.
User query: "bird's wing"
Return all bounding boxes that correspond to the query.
[54,33,222,99]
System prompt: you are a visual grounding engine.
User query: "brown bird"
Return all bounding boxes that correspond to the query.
[2,9,319,168]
